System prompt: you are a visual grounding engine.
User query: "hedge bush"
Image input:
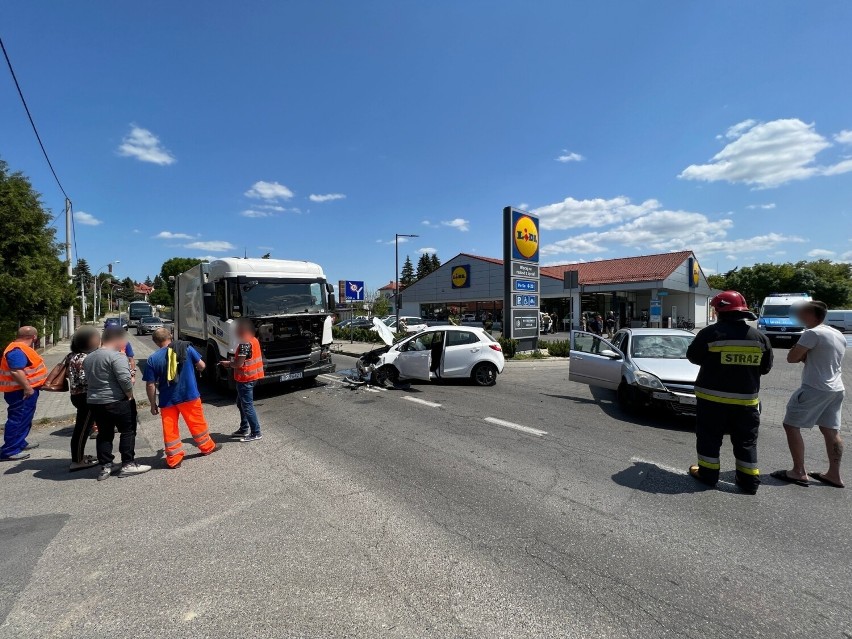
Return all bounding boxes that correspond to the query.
[545,339,571,357]
[498,337,518,358]
[331,326,404,343]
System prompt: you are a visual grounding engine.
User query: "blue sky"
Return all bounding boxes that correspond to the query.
[2,2,851,290]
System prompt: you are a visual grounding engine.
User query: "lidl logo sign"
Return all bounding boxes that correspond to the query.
[451,264,470,289]
[689,257,700,288]
[512,212,539,263]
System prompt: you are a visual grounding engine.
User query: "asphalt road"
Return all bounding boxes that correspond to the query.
[1,340,850,638]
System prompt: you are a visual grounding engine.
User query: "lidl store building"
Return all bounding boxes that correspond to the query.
[398,250,716,329]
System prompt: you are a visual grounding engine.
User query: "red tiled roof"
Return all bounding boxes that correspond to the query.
[378,280,397,291]
[454,251,693,284]
[541,251,693,285]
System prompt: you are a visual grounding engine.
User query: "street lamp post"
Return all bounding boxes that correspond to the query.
[395,233,418,331]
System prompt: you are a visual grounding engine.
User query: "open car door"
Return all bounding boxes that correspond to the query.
[394,334,432,381]
[569,331,623,390]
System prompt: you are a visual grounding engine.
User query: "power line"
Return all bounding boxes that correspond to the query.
[0,35,70,202]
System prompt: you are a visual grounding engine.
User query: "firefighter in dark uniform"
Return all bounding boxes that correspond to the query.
[686,291,773,494]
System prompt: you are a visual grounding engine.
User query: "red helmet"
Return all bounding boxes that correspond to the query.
[710,290,750,313]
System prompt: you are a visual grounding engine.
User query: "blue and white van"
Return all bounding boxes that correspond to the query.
[758,293,811,344]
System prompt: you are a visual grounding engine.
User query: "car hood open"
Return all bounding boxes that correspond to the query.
[372,317,396,346]
[632,357,699,384]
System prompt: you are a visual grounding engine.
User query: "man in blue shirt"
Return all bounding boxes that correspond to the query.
[143,328,220,468]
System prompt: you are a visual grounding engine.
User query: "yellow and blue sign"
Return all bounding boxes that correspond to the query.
[688,257,700,288]
[451,264,470,289]
[512,211,539,263]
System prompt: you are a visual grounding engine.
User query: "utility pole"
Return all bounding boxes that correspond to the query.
[65,198,74,336]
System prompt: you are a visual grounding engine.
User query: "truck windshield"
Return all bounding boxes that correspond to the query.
[761,305,791,317]
[241,281,325,316]
[129,303,153,319]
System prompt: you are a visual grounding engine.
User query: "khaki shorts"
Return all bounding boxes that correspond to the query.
[784,386,845,430]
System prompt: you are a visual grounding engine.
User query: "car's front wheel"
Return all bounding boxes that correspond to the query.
[617,380,638,413]
[471,362,498,386]
[372,365,398,387]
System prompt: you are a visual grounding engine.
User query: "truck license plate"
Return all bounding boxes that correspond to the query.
[279,371,303,382]
[652,392,673,401]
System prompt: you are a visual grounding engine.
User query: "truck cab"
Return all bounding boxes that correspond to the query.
[175,258,336,387]
[757,292,811,345]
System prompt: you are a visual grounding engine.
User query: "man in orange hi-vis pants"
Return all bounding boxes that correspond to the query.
[143,328,221,469]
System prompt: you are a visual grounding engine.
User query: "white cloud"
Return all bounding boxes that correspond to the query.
[117,125,176,165]
[244,181,294,201]
[256,204,286,211]
[680,118,852,188]
[308,193,346,203]
[194,255,217,261]
[155,231,194,240]
[555,150,584,163]
[377,236,411,245]
[240,209,274,218]
[807,248,835,258]
[534,196,659,230]
[441,218,470,232]
[74,211,102,226]
[417,247,437,254]
[746,203,776,210]
[517,203,530,211]
[537,194,806,259]
[132,229,140,234]
[185,241,235,252]
[835,130,852,145]
[724,119,757,139]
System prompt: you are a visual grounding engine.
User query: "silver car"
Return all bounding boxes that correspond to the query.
[569,328,699,415]
[136,316,165,336]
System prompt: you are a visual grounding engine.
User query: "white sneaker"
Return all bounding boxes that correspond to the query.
[118,462,152,478]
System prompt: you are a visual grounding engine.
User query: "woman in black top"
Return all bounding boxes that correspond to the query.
[67,327,100,471]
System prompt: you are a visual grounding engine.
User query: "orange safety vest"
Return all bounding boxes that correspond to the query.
[233,336,265,383]
[0,342,48,393]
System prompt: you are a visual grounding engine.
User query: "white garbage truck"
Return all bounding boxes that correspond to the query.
[174,258,336,388]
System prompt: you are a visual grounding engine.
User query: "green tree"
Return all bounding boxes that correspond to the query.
[371,295,391,318]
[416,253,431,280]
[149,287,173,307]
[706,274,726,290]
[430,253,441,272]
[400,255,415,287]
[0,159,74,341]
[708,261,852,308]
[144,275,153,286]
[159,257,205,297]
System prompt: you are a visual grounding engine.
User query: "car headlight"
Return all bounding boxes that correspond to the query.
[634,371,666,391]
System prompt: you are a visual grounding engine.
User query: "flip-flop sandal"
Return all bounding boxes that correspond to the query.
[808,472,845,489]
[770,470,809,487]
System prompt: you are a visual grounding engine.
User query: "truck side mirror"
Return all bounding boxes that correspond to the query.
[202,282,217,316]
[326,282,336,311]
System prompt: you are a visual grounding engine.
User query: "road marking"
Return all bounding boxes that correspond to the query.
[483,417,547,437]
[402,396,442,408]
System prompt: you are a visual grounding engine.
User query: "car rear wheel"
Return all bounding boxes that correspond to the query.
[471,362,498,386]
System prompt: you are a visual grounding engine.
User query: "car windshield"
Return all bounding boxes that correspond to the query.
[141,317,159,324]
[241,281,325,316]
[761,304,792,317]
[630,335,694,359]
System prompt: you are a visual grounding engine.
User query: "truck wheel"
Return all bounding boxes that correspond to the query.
[205,345,222,387]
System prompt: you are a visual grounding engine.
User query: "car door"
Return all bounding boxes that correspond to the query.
[394,332,432,381]
[441,329,481,377]
[569,330,623,390]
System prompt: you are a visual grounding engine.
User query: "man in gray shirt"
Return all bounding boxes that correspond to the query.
[773,301,847,488]
[84,328,151,481]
